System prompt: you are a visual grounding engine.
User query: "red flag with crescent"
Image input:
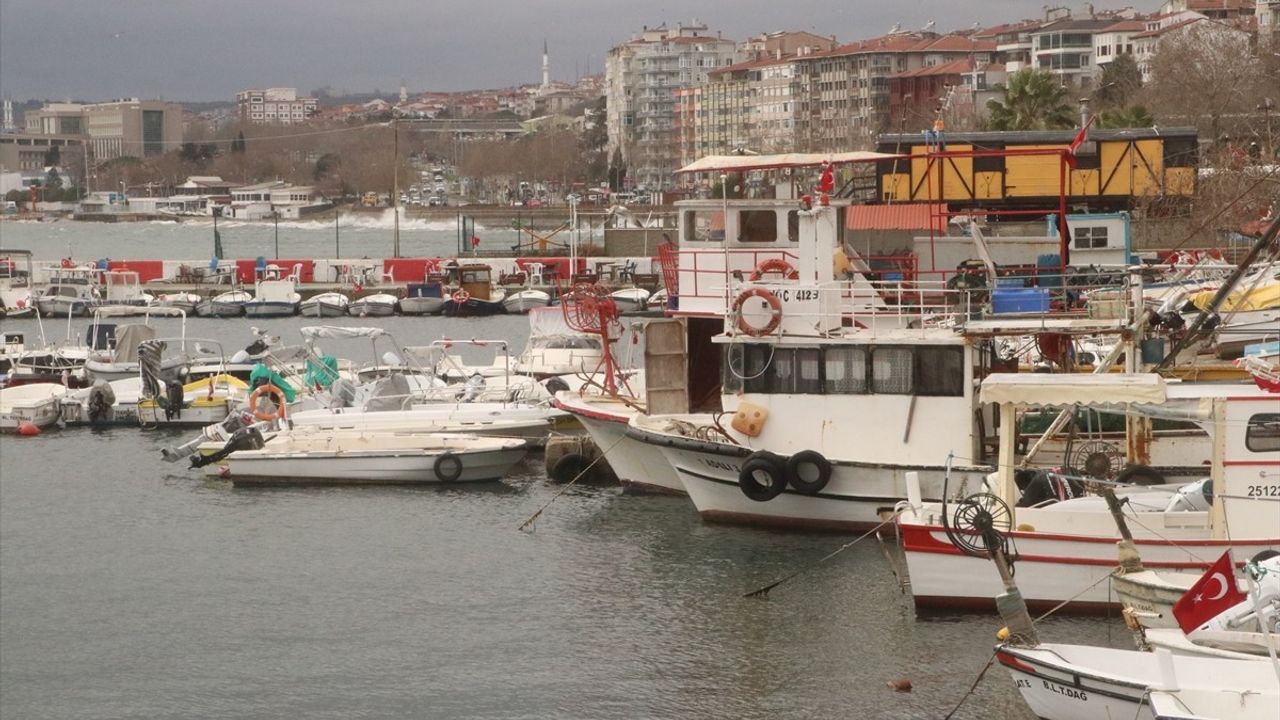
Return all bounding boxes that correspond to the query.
[1171,551,1245,633]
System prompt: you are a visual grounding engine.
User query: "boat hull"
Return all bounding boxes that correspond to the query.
[243,301,298,318]
[300,300,349,318]
[399,296,445,315]
[0,396,62,430]
[555,398,684,495]
[443,298,506,317]
[348,302,397,317]
[36,297,90,317]
[227,446,527,485]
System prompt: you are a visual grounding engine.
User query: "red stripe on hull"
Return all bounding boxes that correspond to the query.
[700,509,888,533]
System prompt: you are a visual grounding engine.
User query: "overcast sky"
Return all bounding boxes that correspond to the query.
[3,0,1080,102]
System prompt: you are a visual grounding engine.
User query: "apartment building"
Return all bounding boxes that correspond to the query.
[699,53,811,157]
[236,88,319,125]
[605,20,737,191]
[1093,19,1146,69]
[888,58,1008,130]
[1256,0,1279,46]
[1028,18,1121,90]
[974,21,1041,72]
[1132,11,1250,81]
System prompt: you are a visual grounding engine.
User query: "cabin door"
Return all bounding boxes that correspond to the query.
[644,318,688,415]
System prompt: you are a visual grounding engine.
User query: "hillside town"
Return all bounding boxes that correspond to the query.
[1,0,1276,218]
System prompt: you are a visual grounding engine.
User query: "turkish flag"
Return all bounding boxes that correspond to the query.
[1065,117,1094,170]
[471,235,481,248]
[1171,551,1245,634]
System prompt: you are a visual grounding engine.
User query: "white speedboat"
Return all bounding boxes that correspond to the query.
[243,278,301,318]
[0,383,66,430]
[155,292,202,314]
[503,289,551,314]
[0,249,36,318]
[645,288,668,312]
[399,283,446,316]
[348,293,399,317]
[1113,568,1250,630]
[300,292,350,318]
[198,289,251,317]
[512,306,611,378]
[289,402,563,446]
[609,287,650,314]
[224,430,528,485]
[997,643,1277,720]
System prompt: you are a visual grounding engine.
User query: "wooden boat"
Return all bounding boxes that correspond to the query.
[442,265,507,316]
[503,289,551,314]
[348,293,399,317]
[299,292,350,318]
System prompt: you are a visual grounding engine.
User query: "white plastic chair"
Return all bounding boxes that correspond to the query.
[526,262,544,286]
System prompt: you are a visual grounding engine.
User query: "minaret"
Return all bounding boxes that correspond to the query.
[1,97,12,131]
[541,41,550,88]
[399,80,408,104]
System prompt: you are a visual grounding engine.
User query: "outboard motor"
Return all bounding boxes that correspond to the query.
[1015,468,1085,508]
[87,379,116,423]
[190,425,266,469]
[1165,478,1213,512]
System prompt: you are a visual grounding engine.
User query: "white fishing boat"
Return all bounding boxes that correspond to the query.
[198,289,252,317]
[1147,684,1280,720]
[503,288,551,314]
[609,287,650,314]
[289,402,562,446]
[224,430,528,485]
[243,278,301,318]
[0,249,36,318]
[996,643,1277,720]
[97,270,155,315]
[1114,568,1248,630]
[155,292,202,314]
[896,375,1280,612]
[300,292,350,318]
[0,383,66,430]
[399,283,447,316]
[348,293,398,317]
[35,267,98,318]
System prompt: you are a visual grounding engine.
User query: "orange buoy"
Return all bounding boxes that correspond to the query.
[17,422,41,436]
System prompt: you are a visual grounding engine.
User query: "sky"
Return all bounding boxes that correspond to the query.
[2,0,1083,102]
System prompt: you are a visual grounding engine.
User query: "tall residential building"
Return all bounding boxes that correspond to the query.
[1258,0,1280,46]
[974,21,1042,71]
[23,99,181,161]
[606,20,737,191]
[236,88,318,125]
[699,52,812,157]
[1028,18,1122,90]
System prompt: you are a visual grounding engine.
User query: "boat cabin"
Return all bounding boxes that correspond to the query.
[452,264,494,301]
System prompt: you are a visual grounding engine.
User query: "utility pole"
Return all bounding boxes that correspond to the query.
[335,208,341,258]
[273,210,279,259]
[392,118,401,259]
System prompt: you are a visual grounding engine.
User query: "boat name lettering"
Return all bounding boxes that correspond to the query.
[1042,680,1087,701]
[701,458,740,473]
[1246,484,1280,498]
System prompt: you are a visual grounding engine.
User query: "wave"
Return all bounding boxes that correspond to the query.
[177,209,477,232]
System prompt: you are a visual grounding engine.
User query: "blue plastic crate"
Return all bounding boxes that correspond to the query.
[992,288,1050,314]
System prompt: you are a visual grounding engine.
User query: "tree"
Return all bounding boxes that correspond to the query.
[607,148,626,191]
[179,142,201,163]
[580,96,608,182]
[986,69,1077,131]
[231,131,246,154]
[43,144,61,167]
[1144,24,1265,145]
[1093,54,1143,111]
[1098,105,1155,129]
[45,167,62,189]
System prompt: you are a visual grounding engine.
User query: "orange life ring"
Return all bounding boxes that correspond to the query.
[750,258,799,281]
[248,383,288,422]
[733,288,783,337]
[452,288,471,304]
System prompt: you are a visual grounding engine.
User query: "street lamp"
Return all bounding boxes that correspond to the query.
[273,209,279,259]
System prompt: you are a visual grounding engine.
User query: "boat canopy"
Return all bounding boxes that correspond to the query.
[299,326,388,340]
[979,373,1168,408]
[676,151,902,175]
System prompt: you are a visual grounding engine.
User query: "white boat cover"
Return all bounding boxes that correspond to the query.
[677,151,902,174]
[299,326,387,340]
[979,373,1168,408]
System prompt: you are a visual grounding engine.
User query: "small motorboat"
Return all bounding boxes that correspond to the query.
[609,287,651,314]
[0,383,66,430]
[349,293,399,317]
[224,430,529,485]
[0,250,36,318]
[300,292,350,318]
[36,268,98,318]
[399,283,446,316]
[243,278,301,318]
[60,374,244,428]
[155,292,202,314]
[503,289,551,314]
[199,289,252,317]
[512,306,608,378]
[442,264,507,316]
[97,271,155,315]
[646,288,668,312]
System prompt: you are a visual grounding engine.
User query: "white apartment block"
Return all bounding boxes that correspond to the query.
[1029,18,1120,90]
[237,88,319,125]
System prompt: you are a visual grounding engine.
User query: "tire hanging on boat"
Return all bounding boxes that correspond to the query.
[785,450,832,495]
[433,451,464,482]
[738,451,788,502]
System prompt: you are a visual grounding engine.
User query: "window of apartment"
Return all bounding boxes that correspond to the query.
[1245,413,1280,452]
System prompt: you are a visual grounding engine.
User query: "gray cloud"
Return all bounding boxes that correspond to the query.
[2,0,1065,101]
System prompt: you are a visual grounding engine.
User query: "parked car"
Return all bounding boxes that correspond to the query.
[427,196,444,206]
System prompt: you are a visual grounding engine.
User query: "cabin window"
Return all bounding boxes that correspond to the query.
[787,211,800,242]
[1073,226,1109,249]
[915,346,966,397]
[823,346,868,394]
[872,348,914,394]
[1245,413,1280,453]
[738,210,777,243]
[683,210,725,242]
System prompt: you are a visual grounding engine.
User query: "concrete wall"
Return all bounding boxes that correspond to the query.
[604,228,674,257]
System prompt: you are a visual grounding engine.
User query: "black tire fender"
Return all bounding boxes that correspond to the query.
[433,451,464,482]
[550,452,593,484]
[1115,463,1165,486]
[786,450,832,495]
[738,451,788,502]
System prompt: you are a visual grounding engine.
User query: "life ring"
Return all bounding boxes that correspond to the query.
[452,288,471,304]
[248,383,288,422]
[749,258,799,281]
[433,451,464,482]
[786,450,832,495]
[733,288,783,337]
[738,451,788,502]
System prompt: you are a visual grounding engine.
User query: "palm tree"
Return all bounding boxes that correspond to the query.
[986,69,1077,131]
[1098,105,1155,129]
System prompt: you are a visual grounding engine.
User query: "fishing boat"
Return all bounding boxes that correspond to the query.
[97,271,155,315]
[0,383,66,430]
[609,287,650,314]
[399,282,447,316]
[442,264,507,316]
[0,249,35,318]
[155,292,202,314]
[35,267,98,318]
[503,288,552,314]
[198,289,252,317]
[299,292,350,318]
[896,374,1280,612]
[348,293,399,317]
[243,278,301,318]
[224,430,529,485]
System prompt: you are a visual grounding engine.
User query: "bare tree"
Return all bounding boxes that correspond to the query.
[1143,25,1264,144]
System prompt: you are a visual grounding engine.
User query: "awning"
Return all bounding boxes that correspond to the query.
[676,151,903,174]
[846,203,946,232]
[979,373,1168,407]
[299,326,387,340]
